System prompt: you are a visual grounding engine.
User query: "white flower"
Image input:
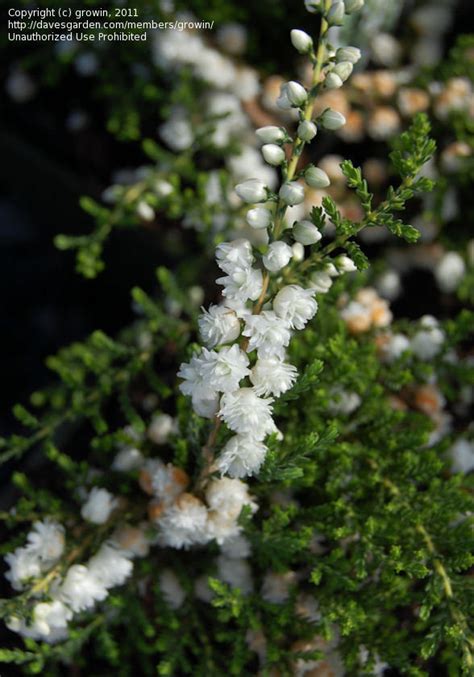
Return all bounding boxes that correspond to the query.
[411,327,445,360]
[81,488,118,525]
[219,388,276,440]
[379,334,411,363]
[255,126,286,144]
[333,61,353,82]
[279,182,305,205]
[215,239,254,274]
[145,459,189,504]
[292,242,305,262]
[305,165,330,188]
[217,435,267,478]
[32,601,72,637]
[250,357,298,396]
[263,241,293,272]
[60,564,108,612]
[262,144,286,166]
[235,178,268,203]
[309,271,333,293]
[198,304,241,347]
[325,72,343,90]
[328,388,361,415]
[148,413,175,445]
[242,311,292,359]
[290,29,313,54]
[435,251,465,293]
[205,477,258,520]
[5,549,42,590]
[159,114,194,151]
[112,447,144,472]
[198,345,250,393]
[336,46,361,64]
[88,543,133,589]
[335,255,357,272]
[178,353,217,401]
[327,1,345,25]
[136,201,154,222]
[217,555,253,594]
[320,109,346,130]
[450,439,474,474]
[273,285,318,329]
[26,520,65,566]
[246,206,273,230]
[112,525,150,558]
[192,393,220,419]
[158,494,210,549]
[281,81,308,107]
[159,569,186,609]
[217,266,264,303]
[376,270,401,301]
[297,120,318,141]
[293,220,322,245]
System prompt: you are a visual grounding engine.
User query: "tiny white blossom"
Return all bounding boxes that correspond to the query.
[262,143,286,166]
[242,311,292,359]
[250,357,298,397]
[217,266,264,303]
[178,353,217,401]
[215,239,254,274]
[81,488,118,525]
[158,494,210,549]
[435,251,465,293]
[411,326,445,360]
[305,165,330,188]
[279,182,305,205]
[25,520,65,566]
[379,334,411,363]
[148,413,175,445]
[293,220,322,245]
[198,345,251,393]
[198,304,241,347]
[320,109,346,130]
[255,126,286,144]
[297,120,318,141]
[450,439,474,474]
[328,388,361,415]
[60,564,108,612]
[5,549,42,590]
[192,393,220,419]
[273,285,318,329]
[263,241,293,272]
[219,388,276,440]
[309,271,333,293]
[290,29,313,54]
[217,435,268,478]
[246,206,273,230]
[112,447,144,472]
[206,477,258,521]
[88,543,133,589]
[32,601,72,638]
[235,178,268,203]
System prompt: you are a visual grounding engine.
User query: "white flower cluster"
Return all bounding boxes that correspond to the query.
[5,520,65,592]
[178,234,320,478]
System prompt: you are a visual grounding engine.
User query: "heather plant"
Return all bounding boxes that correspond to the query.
[1,2,474,676]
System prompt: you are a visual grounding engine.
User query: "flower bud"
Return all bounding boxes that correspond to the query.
[344,0,364,13]
[325,72,343,90]
[293,220,322,245]
[327,1,345,26]
[304,0,321,13]
[320,109,346,130]
[136,201,155,222]
[263,241,293,272]
[305,165,330,189]
[297,120,318,141]
[292,242,305,261]
[235,179,268,203]
[309,271,333,293]
[333,61,353,82]
[336,255,357,272]
[286,81,308,107]
[290,29,313,54]
[246,206,273,230]
[154,179,174,197]
[336,46,361,64]
[262,143,286,166]
[279,182,305,206]
[256,126,286,144]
